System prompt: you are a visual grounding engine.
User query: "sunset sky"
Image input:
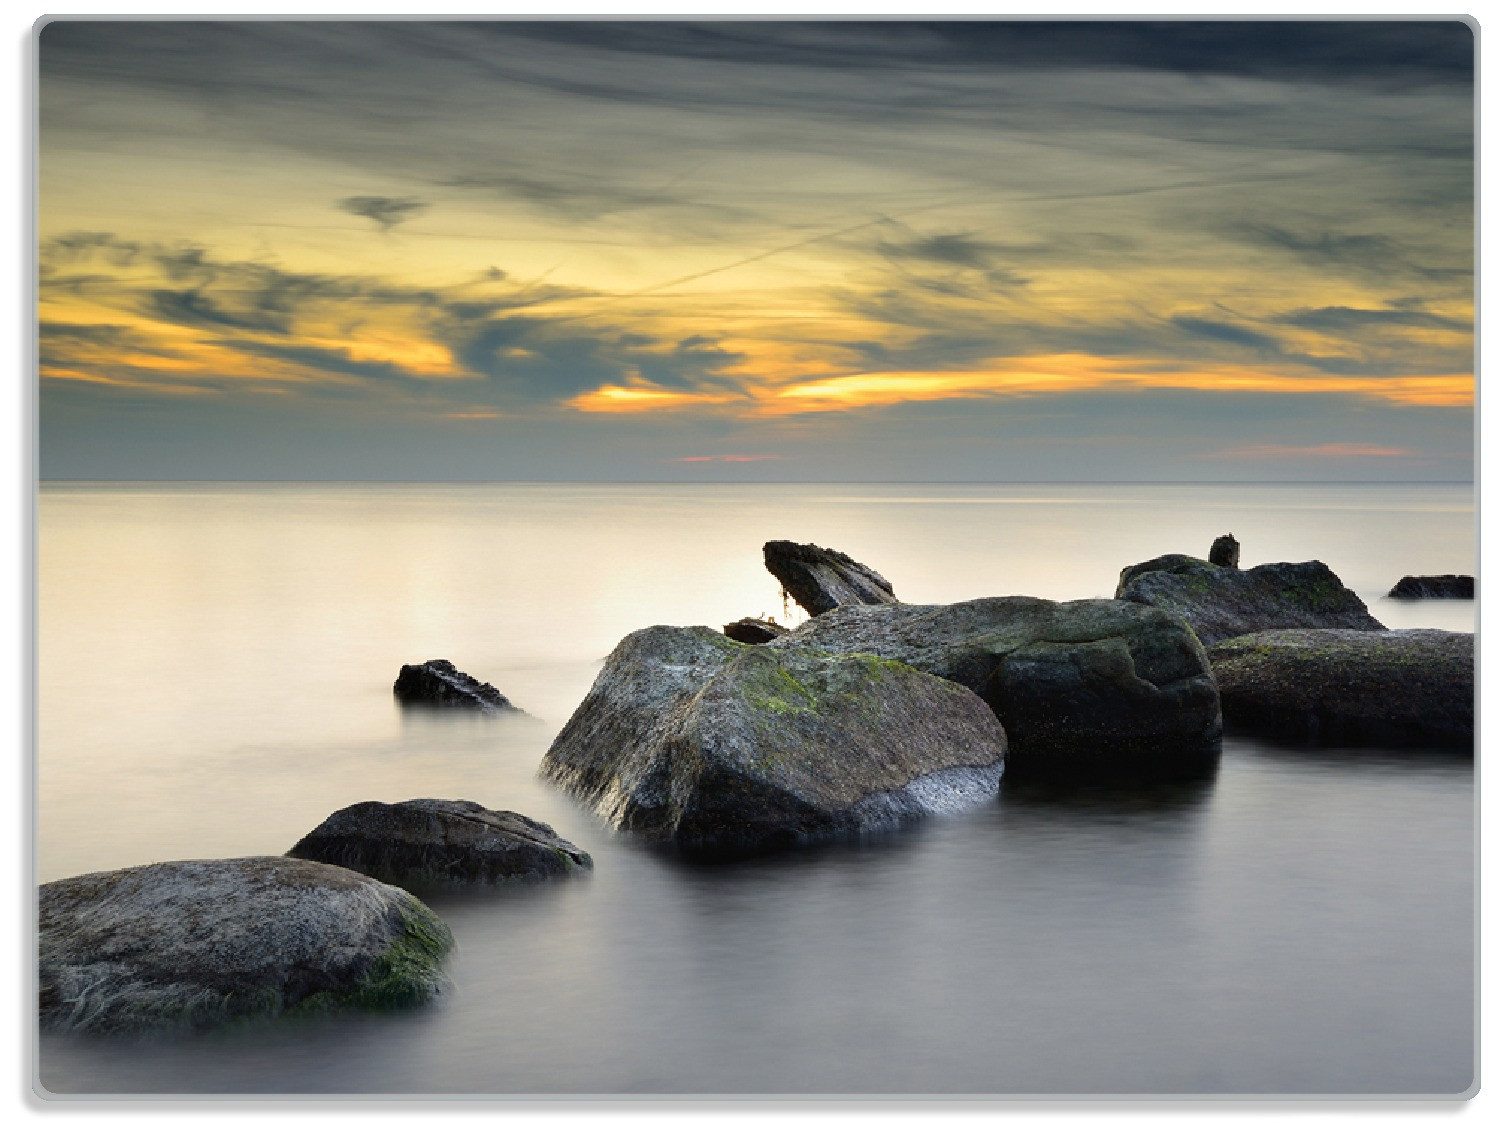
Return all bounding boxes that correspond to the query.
[38,20,1474,481]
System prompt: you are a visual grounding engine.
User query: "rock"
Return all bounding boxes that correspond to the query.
[1388,574,1474,600]
[1208,534,1240,569]
[288,799,591,884]
[39,857,452,1037]
[394,659,516,712]
[1115,554,1384,649]
[1209,628,1473,748]
[723,616,790,644]
[541,625,1006,856]
[774,598,1221,776]
[762,539,898,617]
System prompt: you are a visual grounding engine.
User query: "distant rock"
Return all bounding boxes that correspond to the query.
[1115,554,1383,649]
[1208,534,1240,569]
[775,598,1221,777]
[394,659,517,712]
[39,857,451,1037]
[1388,574,1474,600]
[763,539,898,617]
[723,616,790,644]
[288,799,591,884]
[1209,628,1473,748]
[541,625,1006,856]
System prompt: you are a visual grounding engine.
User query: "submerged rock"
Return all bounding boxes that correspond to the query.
[763,539,898,617]
[288,799,591,884]
[394,659,517,712]
[39,857,452,1037]
[1208,534,1240,569]
[541,625,1006,856]
[1388,574,1474,600]
[1209,628,1473,748]
[1115,554,1383,649]
[723,616,790,644]
[775,598,1221,776]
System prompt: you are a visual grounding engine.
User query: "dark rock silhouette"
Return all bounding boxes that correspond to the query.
[1388,574,1474,600]
[288,799,591,884]
[1116,554,1383,648]
[1210,628,1473,748]
[541,626,1005,857]
[763,540,898,616]
[723,617,790,644]
[39,857,451,1037]
[775,597,1221,777]
[1209,534,1240,569]
[394,659,516,712]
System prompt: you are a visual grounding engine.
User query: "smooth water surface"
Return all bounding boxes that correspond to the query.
[36,483,1475,1095]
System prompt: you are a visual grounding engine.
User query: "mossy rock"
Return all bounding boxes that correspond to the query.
[775,597,1222,778]
[1116,554,1384,649]
[540,625,1006,856]
[1209,628,1473,749]
[39,857,453,1037]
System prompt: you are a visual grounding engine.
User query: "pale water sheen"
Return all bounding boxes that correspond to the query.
[36,483,1475,1094]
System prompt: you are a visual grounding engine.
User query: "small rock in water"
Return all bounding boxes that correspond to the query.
[1388,574,1474,600]
[1208,534,1240,569]
[39,857,452,1037]
[723,616,790,644]
[288,798,591,884]
[394,659,517,712]
[1209,628,1473,748]
[763,539,898,617]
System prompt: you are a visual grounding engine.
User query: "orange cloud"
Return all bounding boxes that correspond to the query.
[1208,442,1416,460]
[669,454,780,463]
[565,354,1473,416]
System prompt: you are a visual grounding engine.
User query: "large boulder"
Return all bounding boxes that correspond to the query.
[393,659,517,712]
[1209,628,1473,748]
[288,799,591,885]
[762,539,898,616]
[1115,554,1384,648]
[39,857,452,1037]
[540,626,1006,856]
[723,616,790,644]
[773,598,1221,776]
[1388,574,1474,600]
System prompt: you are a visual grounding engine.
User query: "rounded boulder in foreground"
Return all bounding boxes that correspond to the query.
[39,857,453,1037]
[288,799,592,884]
[1209,628,1473,749]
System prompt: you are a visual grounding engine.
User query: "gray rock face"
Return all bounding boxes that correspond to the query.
[763,540,898,616]
[394,659,516,712]
[1208,534,1240,569]
[774,598,1221,776]
[39,857,452,1037]
[288,799,591,884]
[541,625,1006,856]
[1388,574,1474,600]
[723,616,790,644]
[1115,554,1384,649]
[1209,628,1473,748]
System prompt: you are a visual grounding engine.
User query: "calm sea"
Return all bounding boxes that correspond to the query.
[35,482,1475,1095]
